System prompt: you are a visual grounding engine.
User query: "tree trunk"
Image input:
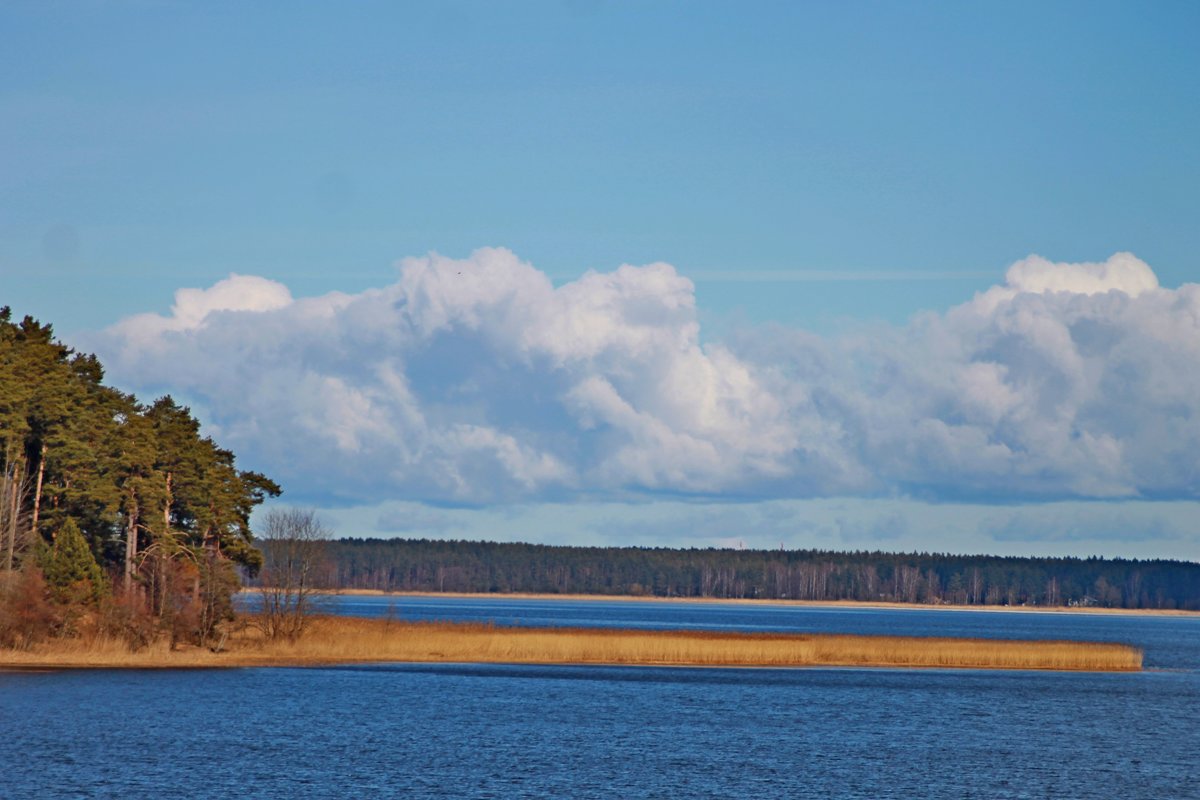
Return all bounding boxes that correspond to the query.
[1,463,11,572]
[124,497,138,593]
[163,471,172,535]
[5,459,23,572]
[30,442,45,540]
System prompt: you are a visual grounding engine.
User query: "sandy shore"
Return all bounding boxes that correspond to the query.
[300,589,1199,617]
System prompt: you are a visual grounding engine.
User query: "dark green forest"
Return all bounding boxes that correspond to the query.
[320,538,1200,610]
[0,308,280,647]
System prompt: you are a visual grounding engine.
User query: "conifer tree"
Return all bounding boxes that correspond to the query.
[0,308,282,645]
[37,517,105,606]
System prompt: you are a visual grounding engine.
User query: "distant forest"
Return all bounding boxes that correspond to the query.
[318,539,1200,610]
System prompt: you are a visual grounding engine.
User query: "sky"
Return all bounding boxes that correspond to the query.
[3,1,1199,559]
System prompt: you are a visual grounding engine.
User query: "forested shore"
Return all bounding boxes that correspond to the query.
[0,308,279,649]
[316,539,1200,610]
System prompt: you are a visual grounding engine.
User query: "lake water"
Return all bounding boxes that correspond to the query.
[3,597,1198,799]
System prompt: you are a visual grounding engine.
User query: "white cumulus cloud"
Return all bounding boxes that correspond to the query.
[92,248,806,504]
[743,252,1200,501]
[89,249,1200,506]
[111,273,294,344]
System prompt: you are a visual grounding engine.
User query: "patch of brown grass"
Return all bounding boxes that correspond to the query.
[0,616,1143,672]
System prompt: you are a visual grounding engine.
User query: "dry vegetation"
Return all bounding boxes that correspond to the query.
[0,616,1142,672]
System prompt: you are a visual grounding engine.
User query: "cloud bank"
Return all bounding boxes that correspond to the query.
[92,249,1200,506]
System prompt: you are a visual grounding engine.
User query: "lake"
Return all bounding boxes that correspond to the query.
[3,597,1198,799]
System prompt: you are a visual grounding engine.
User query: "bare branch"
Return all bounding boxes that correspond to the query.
[254,508,331,641]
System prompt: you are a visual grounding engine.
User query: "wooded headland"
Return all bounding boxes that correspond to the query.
[0,308,279,652]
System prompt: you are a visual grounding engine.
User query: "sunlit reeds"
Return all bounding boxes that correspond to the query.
[0,616,1142,672]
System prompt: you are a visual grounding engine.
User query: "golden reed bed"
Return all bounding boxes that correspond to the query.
[0,616,1142,672]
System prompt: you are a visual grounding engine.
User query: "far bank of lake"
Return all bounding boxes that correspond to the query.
[301,589,1200,617]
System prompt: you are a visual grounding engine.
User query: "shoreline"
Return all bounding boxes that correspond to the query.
[293,589,1200,617]
[0,617,1144,673]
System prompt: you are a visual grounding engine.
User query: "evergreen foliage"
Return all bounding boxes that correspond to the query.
[314,539,1200,610]
[0,307,281,646]
[37,518,105,605]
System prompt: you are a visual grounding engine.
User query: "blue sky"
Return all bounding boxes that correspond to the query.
[3,2,1199,558]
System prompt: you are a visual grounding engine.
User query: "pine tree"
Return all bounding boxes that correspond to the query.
[37,517,106,606]
[0,308,282,646]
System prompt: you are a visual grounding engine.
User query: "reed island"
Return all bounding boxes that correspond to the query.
[0,616,1143,672]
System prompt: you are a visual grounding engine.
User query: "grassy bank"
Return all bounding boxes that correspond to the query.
[0,616,1143,672]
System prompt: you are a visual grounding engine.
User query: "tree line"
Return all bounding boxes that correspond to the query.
[0,308,280,648]
[319,538,1200,610]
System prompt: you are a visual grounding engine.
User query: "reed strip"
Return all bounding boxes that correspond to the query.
[0,617,1143,672]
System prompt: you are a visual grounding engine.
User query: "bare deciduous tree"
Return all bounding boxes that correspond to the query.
[256,508,330,641]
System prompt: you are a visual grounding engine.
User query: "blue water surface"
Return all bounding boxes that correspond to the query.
[4,597,1198,799]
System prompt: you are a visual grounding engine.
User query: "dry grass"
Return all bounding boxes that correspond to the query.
[0,616,1142,672]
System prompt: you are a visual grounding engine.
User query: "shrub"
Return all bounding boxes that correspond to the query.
[0,568,58,649]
